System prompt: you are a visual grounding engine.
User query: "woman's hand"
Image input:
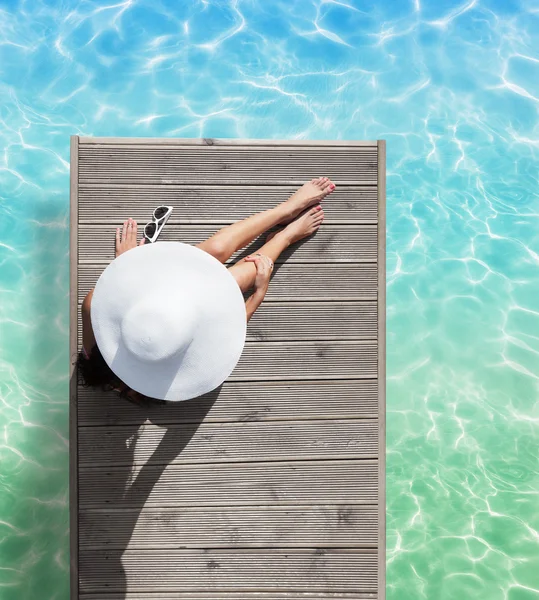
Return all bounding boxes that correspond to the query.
[116,218,145,258]
[244,253,274,293]
[244,253,274,322]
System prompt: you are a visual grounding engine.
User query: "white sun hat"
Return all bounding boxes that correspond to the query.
[90,241,247,401]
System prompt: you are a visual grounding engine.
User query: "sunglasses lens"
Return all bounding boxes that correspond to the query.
[145,222,156,238]
[154,206,168,220]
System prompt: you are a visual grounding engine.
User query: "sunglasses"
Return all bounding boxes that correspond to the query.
[143,205,173,243]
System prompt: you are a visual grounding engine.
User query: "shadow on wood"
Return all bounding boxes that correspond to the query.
[78,385,223,598]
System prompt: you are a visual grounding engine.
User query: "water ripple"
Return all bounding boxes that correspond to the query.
[0,0,538,598]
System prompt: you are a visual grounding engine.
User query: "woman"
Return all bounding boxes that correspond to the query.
[77,176,335,404]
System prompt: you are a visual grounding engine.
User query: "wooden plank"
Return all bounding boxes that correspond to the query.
[231,341,377,381]
[78,145,377,155]
[78,262,378,304]
[78,459,378,508]
[69,134,79,600]
[77,379,379,426]
[77,419,378,467]
[81,593,377,600]
[78,184,378,224]
[238,301,377,341]
[78,224,377,265]
[77,146,377,185]
[79,549,377,594]
[77,301,377,345]
[78,149,378,160]
[79,137,378,147]
[79,504,378,549]
[377,140,386,600]
[81,178,378,186]
[80,594,376,600]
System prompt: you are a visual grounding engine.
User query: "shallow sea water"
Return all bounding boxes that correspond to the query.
[1,0,538,598]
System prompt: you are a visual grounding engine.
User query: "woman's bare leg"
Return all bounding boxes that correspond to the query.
[229,205,325,293]
[196,177,335,263]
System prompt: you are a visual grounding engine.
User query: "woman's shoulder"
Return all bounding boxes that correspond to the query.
[81,289,97,354]
[82,288,94,313]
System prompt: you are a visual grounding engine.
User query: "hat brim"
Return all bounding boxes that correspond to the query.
[91,242,247,401]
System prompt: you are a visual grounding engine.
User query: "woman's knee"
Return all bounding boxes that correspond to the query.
[197,238,230,263]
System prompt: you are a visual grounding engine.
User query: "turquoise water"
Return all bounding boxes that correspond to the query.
[1,0,539,598]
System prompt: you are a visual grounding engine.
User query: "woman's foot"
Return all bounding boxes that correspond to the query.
[278,205,325,244]
[278,177,335,225]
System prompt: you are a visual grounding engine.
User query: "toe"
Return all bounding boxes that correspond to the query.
[321,179,332,191]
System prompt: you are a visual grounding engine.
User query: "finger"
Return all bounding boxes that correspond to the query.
[122,220,128,242]
[131,219,137,243]
[139,236,146,246]
[245,257,263,270]
[246,258,262,268]
[116,227,120,250]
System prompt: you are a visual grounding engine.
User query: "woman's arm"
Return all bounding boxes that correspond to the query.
[245,285,268,322]
[80,221,143,356]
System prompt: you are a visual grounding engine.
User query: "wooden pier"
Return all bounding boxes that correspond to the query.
[69,137,386,599]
